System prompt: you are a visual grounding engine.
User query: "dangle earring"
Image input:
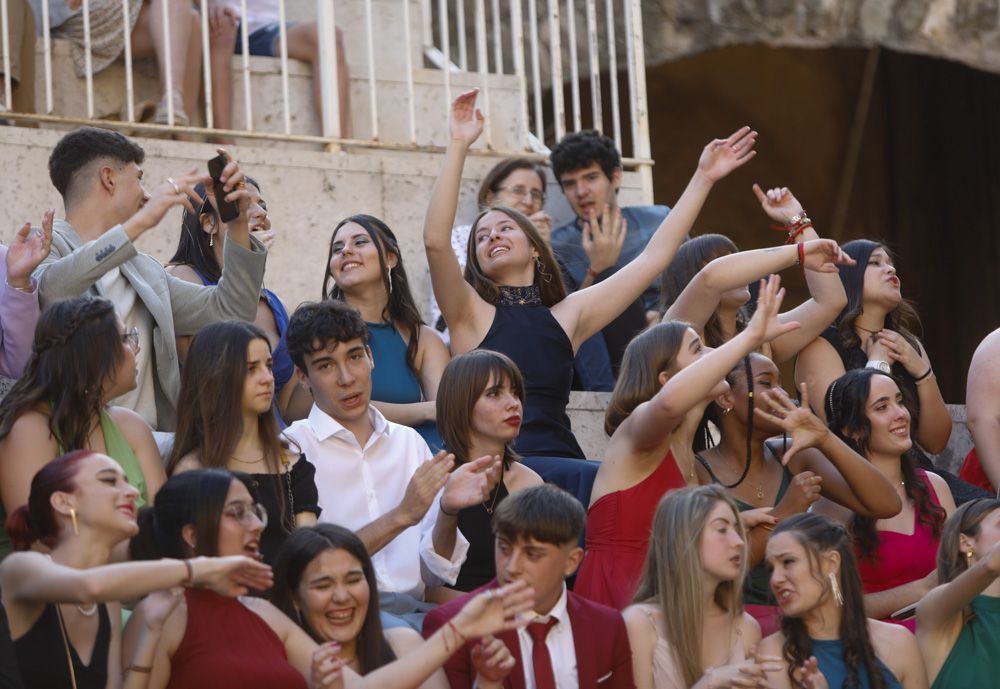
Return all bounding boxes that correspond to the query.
[534,256,552,283]
[828,573,843,606]
[209,231,215,247]
[966,550,974,567]
[723,407,733,415]
[69,508,79,537]
[387,269,393,294]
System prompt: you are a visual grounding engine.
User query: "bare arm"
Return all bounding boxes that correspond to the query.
[557,127,758,350]
[384,627,451,689]
[864,571,937,620]
[0,412,59,516]
[372,327,450,427]
[794,337,847,423]
[967,328,1000,488]
[622,606,656,689]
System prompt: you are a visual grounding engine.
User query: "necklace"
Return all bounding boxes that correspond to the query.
[483,463,506,515]
[230,453,265,465]
[855,323,882,335]
[755,481,765,501]
[75,603,98,617]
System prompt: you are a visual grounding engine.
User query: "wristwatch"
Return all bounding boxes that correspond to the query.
[865,359,891,374]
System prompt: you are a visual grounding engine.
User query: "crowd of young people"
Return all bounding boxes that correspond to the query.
[0,86,997,689]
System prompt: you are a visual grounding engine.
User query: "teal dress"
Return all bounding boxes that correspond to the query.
[367,321,443,451]
[931,595,1000,689]
[812,638,902,689]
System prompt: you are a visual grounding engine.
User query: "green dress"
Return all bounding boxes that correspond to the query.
[931,595,1000,689]
[0,409,148,559]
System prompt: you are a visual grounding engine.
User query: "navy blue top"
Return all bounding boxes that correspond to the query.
[550,204,670,311]
[811,638,902,689]
[478,303,583,459]
[366,321,443,451]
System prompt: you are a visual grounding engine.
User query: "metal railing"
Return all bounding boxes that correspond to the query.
[0,0,652,189]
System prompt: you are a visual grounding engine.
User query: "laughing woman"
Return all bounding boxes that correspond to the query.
[167,321,319,565]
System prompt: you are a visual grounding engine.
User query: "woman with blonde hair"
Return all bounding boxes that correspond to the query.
[624,485,782,689]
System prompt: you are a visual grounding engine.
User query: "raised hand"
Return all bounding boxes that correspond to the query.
[796,656,830,689]
[754,384,830,465]
[440,454,499,515]
[752,184,804,225]
[875,329,930,378]
[213,147,256,221]
[740,507,778,531]
[452,580,535,640]
[398,452,454,525]
[189,555,274,595]
[311,641,347,689]
[800,239,856,274]
[471,635,517,688]
[6,209,54,288]
[528,210,553,243]
[743,274,800,345]
[126,166,209,239]
[449,89,485,148]
[777,470,823,515]
[581,203,627,274]
[697,126,758,182]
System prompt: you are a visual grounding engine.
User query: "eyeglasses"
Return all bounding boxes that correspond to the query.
[495,185,545,204]
[223,501,268,528]
[121,327,139,350]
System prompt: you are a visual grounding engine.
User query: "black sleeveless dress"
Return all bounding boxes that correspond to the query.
[13,603,110,689]
[454,477,510,591]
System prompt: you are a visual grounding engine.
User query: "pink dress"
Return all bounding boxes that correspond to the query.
[855,468,941,632]
[575,451,686,610]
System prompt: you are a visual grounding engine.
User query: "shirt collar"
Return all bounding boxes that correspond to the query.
[533,583,569,625]
[307,403,389,443]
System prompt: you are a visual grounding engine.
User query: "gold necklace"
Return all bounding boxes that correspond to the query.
[230,453,265,464]
[483,463,506,515]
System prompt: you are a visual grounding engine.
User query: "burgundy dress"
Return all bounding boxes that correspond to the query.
[166,588,307,689]
[855,469,941,632]
[575,451,686,609]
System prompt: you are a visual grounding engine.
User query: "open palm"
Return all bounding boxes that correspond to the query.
[6,209,54,285]
[450,89,485,147]
[697,126,758,182]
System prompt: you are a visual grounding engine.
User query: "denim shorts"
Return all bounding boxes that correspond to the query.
[234,21,290,57]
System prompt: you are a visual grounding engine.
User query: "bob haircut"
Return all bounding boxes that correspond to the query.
[436,350,524,470]
[271,524,397,673]
[464,205,567,307]
[632,485,747,688]
[605,321,690,436]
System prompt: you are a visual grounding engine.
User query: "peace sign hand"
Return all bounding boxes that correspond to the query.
[754,384,830,465]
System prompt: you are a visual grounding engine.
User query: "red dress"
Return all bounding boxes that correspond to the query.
[855,469,941,633]
[166,588,308,689]
[574,451,686,609]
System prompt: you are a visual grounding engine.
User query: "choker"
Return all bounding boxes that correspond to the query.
[496,284,542,306]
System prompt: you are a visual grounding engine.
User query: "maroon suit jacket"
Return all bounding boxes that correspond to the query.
[422,580,635,689]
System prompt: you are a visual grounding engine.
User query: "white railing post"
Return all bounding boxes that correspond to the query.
[455,0,467,70]
[198,0,211,128]
[437,0,451,116]
[526,0,542,142]
[239,0,254,131]
[510,0,529,149]
[83,0,94,118]
[364,0,378,140]
[565,0,580,132]
[584,0,601,132]
[278,0,292,134]
[546,0,563,141]
[316,0,341,139]
[159,0,172,125]
[604,0,620,148]
[402,0,416,144]
[474,0,491,147]
[625,0,651,203]
[1,0,11,111]
[490,0,501,73]
[41,0,52,113]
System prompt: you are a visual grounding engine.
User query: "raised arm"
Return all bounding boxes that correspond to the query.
[751,185,849,363]
[556,127,758,350]
[1,211,51,378]
[623,275,799,452]
[966,328,1000,488]
[422,90,493,345]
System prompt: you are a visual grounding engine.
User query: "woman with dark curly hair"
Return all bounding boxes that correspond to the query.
[322,214,449,451]
[818,368,955,630]
[0,296,165,558]
[759,512,926,689]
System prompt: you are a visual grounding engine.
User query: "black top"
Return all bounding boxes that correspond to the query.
[0,599,23,689]
[247,454,321,565]
[454,477,510,592]
[14,603,110,689]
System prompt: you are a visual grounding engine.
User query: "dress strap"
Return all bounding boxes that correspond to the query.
[695,453,722,484]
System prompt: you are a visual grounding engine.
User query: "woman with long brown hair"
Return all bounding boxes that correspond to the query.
[167,320,319,564]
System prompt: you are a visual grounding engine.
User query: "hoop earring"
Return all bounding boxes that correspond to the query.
[828,572,843,606]
[69,508,79,537]
[534,256,552,283]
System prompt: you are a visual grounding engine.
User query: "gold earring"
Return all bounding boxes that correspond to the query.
[966,550,974,567]
[828,572,843,606]
[723,407,732,415]
[69,508,79,537]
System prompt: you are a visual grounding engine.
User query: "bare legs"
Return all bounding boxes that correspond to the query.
[130,0,202,122]
[285,22,351,137]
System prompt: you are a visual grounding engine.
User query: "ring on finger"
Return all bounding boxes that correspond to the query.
[167,177,180,195]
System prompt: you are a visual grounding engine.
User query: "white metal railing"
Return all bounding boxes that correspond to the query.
[0,0,651,181]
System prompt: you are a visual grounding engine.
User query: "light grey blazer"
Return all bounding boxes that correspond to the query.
[33,219,267,430]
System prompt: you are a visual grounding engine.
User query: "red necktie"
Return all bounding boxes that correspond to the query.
[527,618,559,689]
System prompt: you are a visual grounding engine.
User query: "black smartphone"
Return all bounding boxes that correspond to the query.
[207,154,240,223]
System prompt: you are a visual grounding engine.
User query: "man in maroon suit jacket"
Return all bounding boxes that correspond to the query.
[423,484,635,689]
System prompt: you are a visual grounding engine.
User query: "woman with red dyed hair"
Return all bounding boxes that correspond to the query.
[0,450,272,689]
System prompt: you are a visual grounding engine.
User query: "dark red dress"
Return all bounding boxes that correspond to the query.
[166,588,307,689]
[574,451,686,609]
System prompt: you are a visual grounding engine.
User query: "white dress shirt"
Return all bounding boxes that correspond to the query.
[516,585,579,689]
[283,404,469,599]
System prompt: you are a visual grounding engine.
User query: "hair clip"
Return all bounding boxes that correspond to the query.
[827,380,837,417]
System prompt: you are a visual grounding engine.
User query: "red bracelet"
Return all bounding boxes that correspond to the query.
[784,223,812,245]
[797,242,806,267]
[586,267,599,280]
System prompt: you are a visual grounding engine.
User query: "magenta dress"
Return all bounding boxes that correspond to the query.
[575,451,686,610]
[855,468,941,632]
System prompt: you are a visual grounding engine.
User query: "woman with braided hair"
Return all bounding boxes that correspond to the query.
[0,295,166,558]
[816,368,955,631]
[759,513,926,689]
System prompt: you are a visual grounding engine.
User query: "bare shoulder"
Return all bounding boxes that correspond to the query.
[241,595,289,630]
[107,406,154,435]
[506,462,543,492]
[740,611,762,647]
[165,263,203,285]
[757,629,785,656]
[925,472,952,502]
[6,409,54,438]
[171,453,203,475]
[869,618,917,653]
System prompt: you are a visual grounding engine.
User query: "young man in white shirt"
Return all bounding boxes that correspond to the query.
[283,300,498,630]
[423,484,635,689]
